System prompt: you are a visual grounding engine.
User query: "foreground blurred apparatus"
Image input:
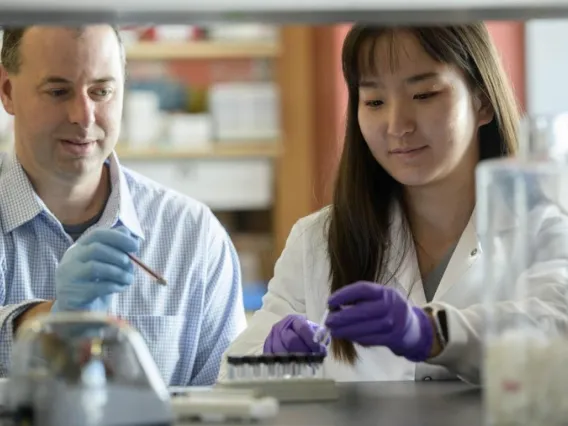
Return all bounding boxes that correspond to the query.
[479,113,568,426]
[6,312,280,425]
[6,313,174,426]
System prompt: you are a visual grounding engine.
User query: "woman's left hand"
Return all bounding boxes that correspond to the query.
[325,281,435,362]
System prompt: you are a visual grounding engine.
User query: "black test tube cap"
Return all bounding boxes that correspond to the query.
[275,354,291,364]
[227,356,243,365]
[306,354,325,363]
[241,355,254,365]
[287,353,305,363]
[261,354,276,365]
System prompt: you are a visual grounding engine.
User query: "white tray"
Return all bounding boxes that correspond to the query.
[216,378,338,403]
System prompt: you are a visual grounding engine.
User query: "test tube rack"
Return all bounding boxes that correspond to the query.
[216,354,338,403]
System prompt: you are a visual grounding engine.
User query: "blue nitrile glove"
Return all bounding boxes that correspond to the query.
[325,281,434,362]
[263,314,328,355]
[52,226,140,313]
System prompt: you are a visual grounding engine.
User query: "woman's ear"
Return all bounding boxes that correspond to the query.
[474,91,494,127]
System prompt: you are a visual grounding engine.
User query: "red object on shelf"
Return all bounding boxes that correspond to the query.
[139,27,158,41]
[192,27,208,40]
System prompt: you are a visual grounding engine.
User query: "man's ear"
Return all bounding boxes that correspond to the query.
[0,66,15,116]
[474,91,494,127]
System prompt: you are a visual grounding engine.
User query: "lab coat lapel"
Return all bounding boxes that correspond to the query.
[383,192,519,303]
[433,209,481,300]
[433,198,517,300]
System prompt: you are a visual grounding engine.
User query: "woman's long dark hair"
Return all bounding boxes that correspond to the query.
[326,24,520,364]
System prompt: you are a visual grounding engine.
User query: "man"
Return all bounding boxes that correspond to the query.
[0,25,247,386]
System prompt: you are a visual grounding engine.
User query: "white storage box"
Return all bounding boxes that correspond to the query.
[208,82,281,141]
[120,159,274,210]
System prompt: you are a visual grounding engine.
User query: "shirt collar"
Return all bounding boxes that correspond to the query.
[0,150,144,240]
[104,151,145,240]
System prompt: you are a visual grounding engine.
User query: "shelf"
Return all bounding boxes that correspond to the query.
[2,1,567,24]
[115,141,282,160]
[125,41,281,60]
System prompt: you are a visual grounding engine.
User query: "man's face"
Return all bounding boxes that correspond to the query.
[0,25,124,182]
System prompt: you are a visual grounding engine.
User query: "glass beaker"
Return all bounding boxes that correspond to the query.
[478,113,568,426]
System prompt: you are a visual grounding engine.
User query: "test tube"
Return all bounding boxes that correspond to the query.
[259,355,267,379]
[227,356,245,381]
[282,355,292,379]
[289,354,298,377]
[272,355,290,379]
[305,354,315,377]
[313,308,331,346]
[305,354,324,377]
[263,355,276,379]
[296,354,308,378]
[314,354,325,378]
[227,356,237,380]
[251,356,262,380]
[241,356,253,380]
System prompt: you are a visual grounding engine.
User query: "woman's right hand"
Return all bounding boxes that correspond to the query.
[263,314,327,354]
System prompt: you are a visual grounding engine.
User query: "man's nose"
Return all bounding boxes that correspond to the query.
[67,94,95,129]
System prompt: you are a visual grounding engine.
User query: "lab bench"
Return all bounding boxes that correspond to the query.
[0,379,481,425]
[179,381,481,426]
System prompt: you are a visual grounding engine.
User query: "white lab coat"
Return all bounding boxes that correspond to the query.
[219,198,568,384]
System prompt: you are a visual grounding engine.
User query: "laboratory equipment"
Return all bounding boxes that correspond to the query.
[226,353,325,380]
[5,312,174,426]
[171,387,278,423]
[478,113,568,426]
[313,308,331,346]
[218,354,338,402]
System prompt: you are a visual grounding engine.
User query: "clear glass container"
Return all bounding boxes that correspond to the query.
[478,113,568,426]
[7,312,174,426]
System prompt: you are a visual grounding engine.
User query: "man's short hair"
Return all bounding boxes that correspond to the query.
[1,26,126,74]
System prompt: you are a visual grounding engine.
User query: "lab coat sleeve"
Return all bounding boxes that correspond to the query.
[217,219,308,381]
[425,209,568,385]
[189,212,247,386]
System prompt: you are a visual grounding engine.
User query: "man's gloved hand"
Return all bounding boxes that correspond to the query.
[52,226,140,313]
[263,314,328,355]
[325,281,434,362]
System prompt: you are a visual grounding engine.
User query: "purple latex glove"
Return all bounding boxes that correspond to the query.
[325,281,434,362]
[263,314,327,355]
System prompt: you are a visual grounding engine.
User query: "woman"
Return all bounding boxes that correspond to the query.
[219,23,568,384]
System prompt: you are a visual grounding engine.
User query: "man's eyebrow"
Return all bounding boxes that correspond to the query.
[38,76,70,86]
[38,76,117,86]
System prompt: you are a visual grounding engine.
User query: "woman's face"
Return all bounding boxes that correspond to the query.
[357,31,493,188]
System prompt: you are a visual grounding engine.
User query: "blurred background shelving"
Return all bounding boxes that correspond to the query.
[115,141,282,159]
[125,41,281,59]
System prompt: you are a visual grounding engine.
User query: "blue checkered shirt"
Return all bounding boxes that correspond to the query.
[0,151,247,386]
